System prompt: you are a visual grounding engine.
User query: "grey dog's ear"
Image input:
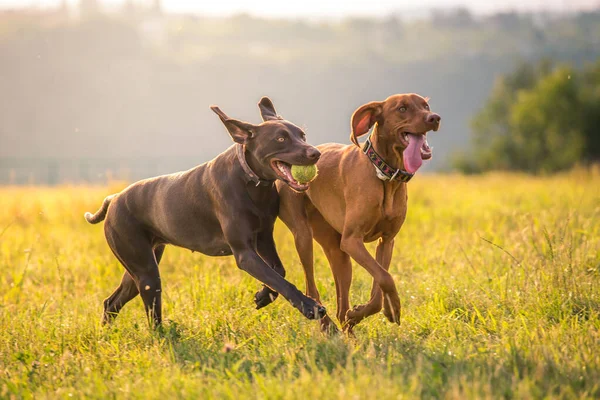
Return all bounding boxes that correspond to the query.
[210,105,256,145]
[258,97,282,122]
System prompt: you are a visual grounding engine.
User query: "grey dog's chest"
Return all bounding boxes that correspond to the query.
[185,184,279,256]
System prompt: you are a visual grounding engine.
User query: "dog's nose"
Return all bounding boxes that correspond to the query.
[306,147,321,161]
[426,113,441,125]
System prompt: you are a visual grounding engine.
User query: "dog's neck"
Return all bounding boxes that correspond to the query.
[370,125,404,171]
[237,144,274,185]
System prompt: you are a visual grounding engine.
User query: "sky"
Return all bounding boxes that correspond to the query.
[0,0,598,18]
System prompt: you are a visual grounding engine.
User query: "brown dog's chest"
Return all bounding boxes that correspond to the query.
[381,181,408,220]
[365,214,407,242]
[364,182,408,242]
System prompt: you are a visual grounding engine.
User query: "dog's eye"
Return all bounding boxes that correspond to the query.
[276,137,285,142]
[424,104,430,110]
[399,106,407,112]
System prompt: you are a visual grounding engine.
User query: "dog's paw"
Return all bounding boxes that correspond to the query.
[345,304,367,326]
[298,298,327,320]
[319,315,340,335]
[342,323,356,337]
[382,293,401,325]
[254,286,279,309]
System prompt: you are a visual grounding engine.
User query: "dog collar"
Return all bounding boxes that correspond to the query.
[236,144,274,187]
[362,137,414,183]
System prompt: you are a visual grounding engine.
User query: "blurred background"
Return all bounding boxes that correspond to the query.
[1,0,599,184]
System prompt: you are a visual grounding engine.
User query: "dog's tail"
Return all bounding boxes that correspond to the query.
[84,195,115,224]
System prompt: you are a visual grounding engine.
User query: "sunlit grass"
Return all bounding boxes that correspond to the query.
[1,169,599,398]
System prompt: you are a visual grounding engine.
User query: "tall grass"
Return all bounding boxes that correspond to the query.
[1,169,599,399]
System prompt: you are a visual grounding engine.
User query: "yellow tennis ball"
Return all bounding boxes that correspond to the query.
[291,164,318,184]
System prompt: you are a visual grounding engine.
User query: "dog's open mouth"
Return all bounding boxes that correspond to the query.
[271,160,310,192]
[399,132,432,174]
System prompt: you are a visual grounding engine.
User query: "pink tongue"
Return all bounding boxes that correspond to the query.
[403,134,425,174]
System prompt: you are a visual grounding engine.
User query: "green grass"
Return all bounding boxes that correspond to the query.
[1,169,599,399]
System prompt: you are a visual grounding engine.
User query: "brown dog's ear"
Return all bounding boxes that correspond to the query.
[210,105,255,144]
[350,101,383,146]
[258,97,282,122]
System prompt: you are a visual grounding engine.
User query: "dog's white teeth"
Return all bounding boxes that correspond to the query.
[276,163,296,182]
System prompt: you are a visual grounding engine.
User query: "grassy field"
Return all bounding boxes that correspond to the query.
[1,170,599,399]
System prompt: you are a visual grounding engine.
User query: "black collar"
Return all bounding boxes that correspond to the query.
[236,144,274,186]
[362,136,414,183]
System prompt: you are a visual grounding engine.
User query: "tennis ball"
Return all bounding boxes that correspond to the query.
[291,164,318,184]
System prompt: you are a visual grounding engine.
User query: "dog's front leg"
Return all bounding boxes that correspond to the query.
[356,237,396,322]
[340,234,401,326]
[229,242,325,320]
[254,231,284,309]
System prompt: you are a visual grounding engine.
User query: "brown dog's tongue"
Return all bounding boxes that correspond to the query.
[403,133,425,174]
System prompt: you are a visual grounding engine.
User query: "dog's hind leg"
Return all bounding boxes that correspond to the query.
[311,213,349,334]
[104,222,164,328]
[154,245,166,265]
[102,272,139,325]
[279,188,340,332]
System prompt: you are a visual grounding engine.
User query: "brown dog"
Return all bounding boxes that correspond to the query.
[276,93,441,332]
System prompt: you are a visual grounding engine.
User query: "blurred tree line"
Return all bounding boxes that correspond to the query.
[454,59,600,173]
[1,4,600,182]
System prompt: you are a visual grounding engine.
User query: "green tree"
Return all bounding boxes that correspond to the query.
[580,61,600,162]
[455,60,600,173]
[508,67,583,172]
[455,61,551,172]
